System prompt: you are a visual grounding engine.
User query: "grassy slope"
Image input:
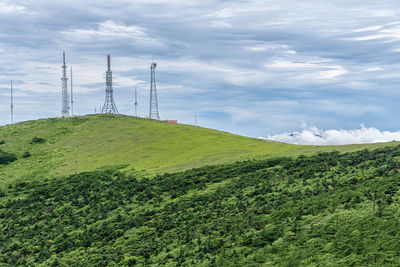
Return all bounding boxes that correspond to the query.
[0,114,398,187]
[2,146,400,265]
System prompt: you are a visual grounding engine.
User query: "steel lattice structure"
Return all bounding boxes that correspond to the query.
[70,67,74,116]
[61,52,69,117]
[149,62,159,120]
[101,55,119,114]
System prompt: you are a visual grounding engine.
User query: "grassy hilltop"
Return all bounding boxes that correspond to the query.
[0,114,398,187]
[2,115,400,265]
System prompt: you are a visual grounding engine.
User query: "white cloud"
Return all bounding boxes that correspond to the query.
[267,60,317,69]
[266,60,347,80]
[70,20,146,38]
[315,69,347,79]
[365,9,397,17]
[265,125,400,145]
[62,20,162,47]
[352,24,400,42]
[0,1,25,13]
[211,6,278,19]
[352,25,384,33]
[211,20,232,28]
[245,43,290,52]
[364,67,383,72]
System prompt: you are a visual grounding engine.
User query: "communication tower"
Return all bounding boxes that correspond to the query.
[61,52,69,117]
[101,55,119,114]
[70,67,74,116]
[10,80,13,124]
[149,62,159,120]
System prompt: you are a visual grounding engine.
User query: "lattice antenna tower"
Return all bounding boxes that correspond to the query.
[61,52,69,117]
[70,67,74,116]
[149,62,159,120]
[101,55,119,114]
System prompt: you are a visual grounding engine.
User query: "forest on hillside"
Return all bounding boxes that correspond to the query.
[1,146,400,266]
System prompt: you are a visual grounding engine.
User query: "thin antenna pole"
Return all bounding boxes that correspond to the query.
[135,88,138,117]
[70,67,74,116]
[11,80,13,124]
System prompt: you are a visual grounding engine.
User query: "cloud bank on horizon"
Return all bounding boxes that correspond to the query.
[266,125,400,145]
[1,0,400,140]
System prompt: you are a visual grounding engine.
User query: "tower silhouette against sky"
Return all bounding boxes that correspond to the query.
[149,62,159,120]
[61,52,69,117]
[101,54,119,114]
[70,67,74,116]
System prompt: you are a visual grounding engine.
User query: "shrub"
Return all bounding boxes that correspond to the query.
[22,151,31,158]
[0,150,17,165]
[30,136,45,144]
[0,140,5,145]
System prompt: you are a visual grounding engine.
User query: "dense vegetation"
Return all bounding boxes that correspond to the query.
[2,145,400,265]
[30,136,46,144]
[0,150,17,165]
[1,114,398,187]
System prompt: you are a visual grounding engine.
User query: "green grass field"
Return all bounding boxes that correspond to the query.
[2,114,400,265]
[0,114,398,187]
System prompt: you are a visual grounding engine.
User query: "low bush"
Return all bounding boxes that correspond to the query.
[30,136,45,144]
[0,150,17,164]
[22,151,31,158]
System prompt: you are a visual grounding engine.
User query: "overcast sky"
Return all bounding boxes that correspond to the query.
[1,0,400,142]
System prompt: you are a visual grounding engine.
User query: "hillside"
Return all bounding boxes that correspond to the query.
[2,146,400,265]
[0,114,398,187]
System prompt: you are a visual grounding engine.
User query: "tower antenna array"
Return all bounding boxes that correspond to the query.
[149,62,159,120]
[61,52,69,117]
[10,80,13,124]
[70,67,74,116]
[101,55,119,114]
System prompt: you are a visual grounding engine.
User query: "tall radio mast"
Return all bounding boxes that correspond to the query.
[61,52,69,117]
[101,54,119,114]
[70,67,74,116]
[149,62,159,120]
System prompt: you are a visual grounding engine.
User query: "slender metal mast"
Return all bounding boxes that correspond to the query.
[10,80,13,124]
[61,52,69,117]
[149,62,159,120]
[70,67,74,116]
[101,54,119,114]
[134,88,138,116]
